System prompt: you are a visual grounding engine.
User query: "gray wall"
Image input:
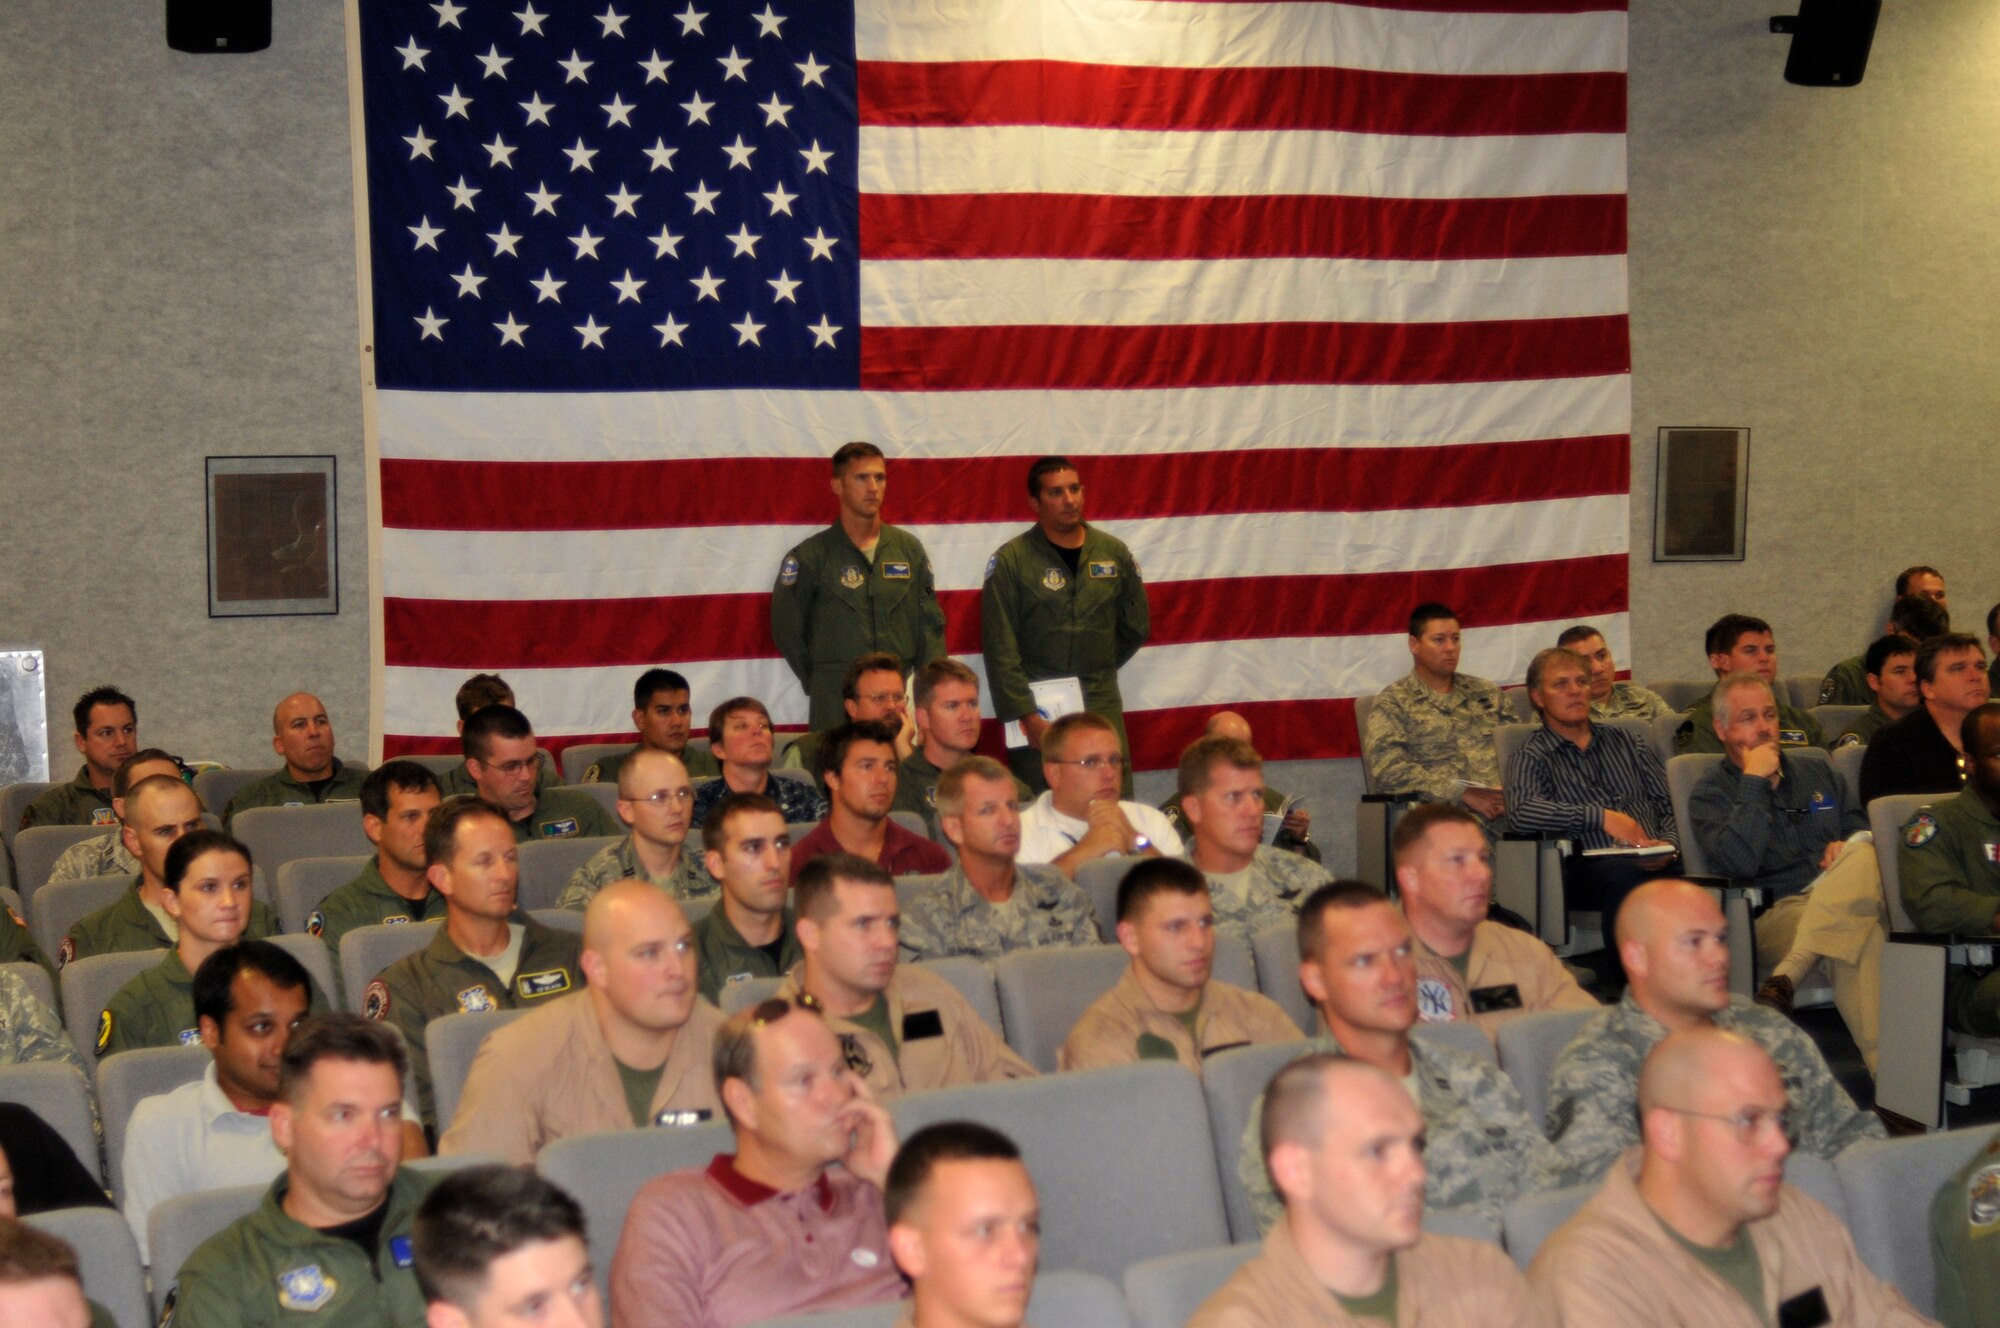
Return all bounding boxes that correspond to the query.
[3,3,1994,871]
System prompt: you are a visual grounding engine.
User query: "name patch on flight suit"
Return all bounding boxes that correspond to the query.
[1807,791,1835,813]
[1777,1289,1830,1328]
[881,561,912,579]
[539,817,581,838]
[91,808,116,826]
[1778,728,1809,746]
[840,566,866,590]
[1040,568,1067,591]
[1415,978,1454,1022]
[383,914,414,924]
[517,968,573,999]
[655,1107,714,1127]
[1086,560,1118,579]
[1469,984,1523,1014]
[389,1236,415,1270]
[457,985,497,1014]
[903,1009,945,1040]
[276,1265,337,1312]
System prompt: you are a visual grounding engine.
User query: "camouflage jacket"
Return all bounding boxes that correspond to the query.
[897,864,1100,961]
[1592,681,1674,723]
[1186,846,1326,944]
[556,834,718,911]
[46,832,138,885]
[0,967,87,1076]
[1361,673,1505,805]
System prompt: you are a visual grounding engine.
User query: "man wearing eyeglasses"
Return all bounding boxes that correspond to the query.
[1531,1028,1928,1326]
[780,653,918,778]
[1175,734,1328,942]
[559,749,717,910]
[462,705,618,842]
[1017,713,1182,877]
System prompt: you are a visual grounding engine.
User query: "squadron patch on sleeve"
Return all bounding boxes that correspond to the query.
[305,910,325,937]
[96,1010,113,1055]
[363,980,392,1020]
[778,555,801,586]
[1904,812,1939,849]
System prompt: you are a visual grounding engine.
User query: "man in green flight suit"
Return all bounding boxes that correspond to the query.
[580,667,721,784]
[21,685,138,829]
[462,705,618,843]
[1676,614,1825,754]
[981,456,1150,797]
[437,675,561,798]
[771,441,947,734]
[311,761,447,957]
[1900,703,2000,1037]
[893,658,1031,833]
[222,692,370,825]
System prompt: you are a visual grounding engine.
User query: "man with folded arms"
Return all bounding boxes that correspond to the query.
[1016,712,1181,875]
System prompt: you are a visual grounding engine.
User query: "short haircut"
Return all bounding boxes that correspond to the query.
[1704,614,1772,658]
[708,696,772,748]
[72,685,136,734]
[841,652,905,702]
[795,852,893,922]
[1708,672,1772,718]
[1026,454,1078,497]
[713,998,821,1114]
[1408,603,1457,638]
[277,1013,408,1104]
[1961,702,2000,761]
[423,796,509,870]
[360,760,441,819]
[1042,711,1115,762]
[163,828,252,893]
[454,673,514,722]
[700,792,782,853]
[1864,633,1920,679]
[123,773,194,822]
[1896,565,1943,597]
[933,755,1012,819]
[634,667,692,709]
[1555,624,1606,649]
[1389,801,1483,867]
[831,440,885,475]
[461,704,534,763]
[1116,856,1208,923]
[0,1216,81,1287]
[1176,734,1259,800]
[113,748,184,800]
[1296,880,1391,961]
[193,940,311,1028]
[914,657,980,708]
[1889,592,1949,641]
[413,1166,588,1308]
[1258,1051,1346,1169]
[1525,646,1586,694]
[1917,632,1986,685]
[817,719,899,782]
[884,1121,1022,1227]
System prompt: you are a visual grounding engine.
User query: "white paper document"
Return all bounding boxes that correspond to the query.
[1003,676,1086,748]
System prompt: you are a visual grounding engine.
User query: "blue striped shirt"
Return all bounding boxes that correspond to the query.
[1504,723,1678,851]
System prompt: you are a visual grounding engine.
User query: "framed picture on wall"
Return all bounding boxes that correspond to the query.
[1653,427,1749,562]
[205,455,339,617]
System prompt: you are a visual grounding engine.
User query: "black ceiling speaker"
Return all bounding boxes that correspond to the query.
[1770,0,1881,86]
[167,0,272,53]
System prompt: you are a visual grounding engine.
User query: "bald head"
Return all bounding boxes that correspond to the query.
[270,691,335,780]
[272,692,322,732]
[1639,1026,1767,1114]
[582,878,686,953]
[1205,711,1253,744]
[1618,879,1732,1026]
[1616,878,1722,950]
[1634,1027,1791,1239]
[1260,1053,1397,1165]
[617,746,689,798]
[581,880,698,1037]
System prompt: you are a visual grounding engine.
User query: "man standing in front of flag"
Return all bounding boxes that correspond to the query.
[772,443,947,735]
[982,456,1151,797]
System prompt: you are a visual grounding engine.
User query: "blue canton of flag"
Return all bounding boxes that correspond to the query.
[357,0,859,390]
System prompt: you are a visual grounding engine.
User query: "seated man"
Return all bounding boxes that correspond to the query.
[1831,632,1922,750]
[1361,602,1508,831]
[1195,1055,1532,1328]
[61,775,277,967]
[885,1123,1040,1328]
[1161,712,1318,861]
[21,685,138,829]
[1861,632,1992,804]
[1395,803,1596,1033]
[781,652,917,776]
[1557,623,1674,721]
[311,760,445,953]
[1532,1028,1928,1326]
[461,704,618,842]
[689,696,829,825]
[1060,857,1300,1073]
[367,798,587,1127]
[898,756,1098,961]
[777,855,1035,1096]
[691,794,801,1002]
[167,1015,439,1325]
[442,880,723,1163]
[1820,570,1950,705]
[0,1219,101,1328]
[1242,883,1567,1230]
[44,748,182,884]
[789,721,950,882]
[1175,734,1327,941]
[1545,880,1880,1183]
[438,673,560,797]
[610,998,905,1328]
[222,691,369,824]
[1689,675,1881,1070]
[1016,712,1182,875]
[0,967,86,1074]
[415,1166,603,1328]
[583,666,720,783]
[1677,614,1826,753]
[894,658,1031,833]
[1900,704,2000,1036]
[559,749,716,909]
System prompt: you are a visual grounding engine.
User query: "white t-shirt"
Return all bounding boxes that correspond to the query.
[1015,792,1185,866]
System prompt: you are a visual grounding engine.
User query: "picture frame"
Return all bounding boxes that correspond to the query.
[1653,427,1749,562]
[205,455,339,617]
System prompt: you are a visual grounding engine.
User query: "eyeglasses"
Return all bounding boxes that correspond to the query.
[631,788,692,807]
[1662,1105,1794,1144]
[858,690,906,707]
[1049,755,1126,771]
[483,756,542,777]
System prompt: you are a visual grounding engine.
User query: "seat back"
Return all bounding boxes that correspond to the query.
[889,810,930,841]
[536,1123,734,1300]
[518,835,618,913]
[1832,742,1867,809]
[1495,723,1534,785]
[148,1183,264,1301]
[31,875,130,965]
[1074,857,1130,941]
[267,932,343,1011]
[533,907,583,934]
[1601,715,1659,758]
[893,1063,1229,1278]
[0,1062,98,1187]
[1249,923,1311,1035]
[193,767,280,817]
[1869,793,1936,933]
[1836,1126,1992,1317]
[275,854,372,935]
[758,1270,1130,1328]
[1500,685,1533,724]
[339,920,442,1013]
[27,1206,151,1328]
[1123,1244,1259,1328]
[1201,1041,1309,1241]
[1783,674,1826,711]
[1648,680,1711,713]
[1651,708,1688,761]
[1411,1018,1497,1065]
[2,959,56,1014]
[402,753,464,778]
[0,782,54,855]
[562,742,629,783]
[1353,695,1378,792]
[1501,1181,1594,1268]
[990,940,1250,1073]
[1812,704,1870,743]
[60,949,162,1077]
[99,1044,210,1201]
[1494,1007,1599,1133]
[1666,754,1726,876]
[429,1008,533,1134]
[231,805,370,897]
[559,782,621,824]
[11,824,106,910]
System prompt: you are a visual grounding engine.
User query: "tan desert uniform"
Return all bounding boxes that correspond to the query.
[1411,922,1598,1037]
[1190,1219,1534,1328]
[1529,1149,1932,1327]
[1059,968,1302,1073]
[775,963,1035,1097]
[438,990,725,1164]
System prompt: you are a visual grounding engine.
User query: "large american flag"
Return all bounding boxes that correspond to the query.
[350,0,1630,769]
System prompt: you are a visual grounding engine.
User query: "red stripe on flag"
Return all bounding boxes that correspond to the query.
[860,193,1628,263]
[859,61,1625,136]
[379,438,1629,532]
[382,554,1628,669]
[859,316,1631,392]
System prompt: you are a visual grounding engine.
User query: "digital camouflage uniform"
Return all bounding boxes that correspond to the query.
[980,523,1149,796]
[21,766,117,829]
[690,773,827,826]
[1930,1125,2000,1328]
[99,951,328,1059]
[1820,655,1872,708]
[0,966,87,1076]
[46,832,136,885]
[1544,991,1881,1181]
[1591,680,1675,723]
[1830,703,1895,750]
[166,1168,437,1328]
[61,881,278,968]
[770,523,946,733]
[308,860,447,958]
[1186,846,1327,944]
[1676,694,1826,754]
[505,786,620,842]
[691,904,802,1004]
[583,743,721,784]
[1242,1033,1572,1231]
[897,864,1100,961]
[556,834,718,911]
[437,757,559,799]
[892,749,1030,833]
[1361,673,1507,824]
[1160,787,1322,863]
[220,759,369,825]
[1899,793,2000,1035]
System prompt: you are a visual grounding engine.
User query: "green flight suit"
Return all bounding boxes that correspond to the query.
[366,914,586,1126]
[1818,655,1871,707]
[308,860,448,960]
[892,748,1032,834]
[167,1168,437,1328]
[222,758,370,826]
[436,757,559,798]
[99,950,329,1059]
[980,524,1149,796]
[1899,792,2000,1036]
[0,902,52,973]
[1829,703,1894,750]
[508,787,619,842]
[582,742,720,784]
[692,904,802,1004]
[1675,694,1825,754]
[21,766,116,829]
[771,522,947,733]
[59,880,278,968]
[1932,1125,2000,1328]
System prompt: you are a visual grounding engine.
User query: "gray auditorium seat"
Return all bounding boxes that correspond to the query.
[1123,1243,1258,1328]
[1648,680,1711,713]
[0,781,54,856]
[562,742,628,783]
[193,767,279,817]
[1074,857,1129,940]
[2,959,56,1014]
[1500,1181,1593,1268]
[537,1122,734,1299]
[268,932,343,1011]
[0,1061,98,1186]
[1837,1126,1990,1318]
[718,975,784,1014]
[1811,704,1870,743]
[992,939,1253,1073]
[1493,1007,1598,1132]
[28,1206,151,1328]
[59,949,160,1078]
[1200,1041,1306,1240]
[1249,923,1312,1035]
[231,804,370,898]
[429,1007,531,1134]
[518,835,617,912]
[147,1183,263,1304]
[1832,742,1866,808]
[99,1044,209,1201]
[31,874,129,966]
[339,920,442,1013]
[11,824,105,911]
[274,854,371,936]
[561,781,621,823]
